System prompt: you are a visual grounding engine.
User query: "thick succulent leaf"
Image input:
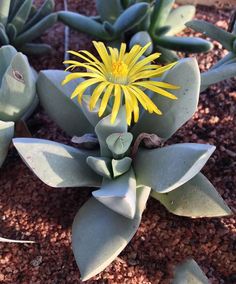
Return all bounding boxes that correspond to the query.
[0,26,9,45]
[155,36,213,53]
[186,20,236,51]
[19,43,52,55]
[9,0,32,34]
[72,186,151,281]
[0,1,11,25]
[58,11,110,40]
[93,168,136,218]
[155,45,179,63]
[173,259,209,284]
[0,121,14,167]
[23,0,55,31]
[8,0,23,22]
[6,23,17,42]
[0,52,36,122]
[201,63,236,92]
[14,13,57,46]
[131,58,200,139]
[106,132,133,156]
[95,107,127,157]
[166,5,196,36]
[96,0,122,24]
[13,138,101,188]
[0,45,17,85]
[152,173,232,218]
[134,143,215,193]
[129,31,153,56]
[81,95,102,127]
[112,157,132,178]
[87,156,112,179]
[113,3,149,33]
[149,0,174,35]
[211,52,235,70]
[36,70,93,136]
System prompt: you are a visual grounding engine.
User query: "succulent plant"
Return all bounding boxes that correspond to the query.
[58,0,213,63]
[13,48,232,280]
[186,20,236,91]
[0,0,57,55]
[0,45,36,168]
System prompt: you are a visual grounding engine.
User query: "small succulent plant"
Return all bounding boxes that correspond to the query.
[13,42,231,280]
[186,19,236,91]
[58,0,213,63]
[0,0,57,55]
[0,45,36,168]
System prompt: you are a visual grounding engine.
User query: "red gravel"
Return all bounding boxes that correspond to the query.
[0,1,236,283]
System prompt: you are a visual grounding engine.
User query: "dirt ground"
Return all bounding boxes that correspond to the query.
[0,1,235,283]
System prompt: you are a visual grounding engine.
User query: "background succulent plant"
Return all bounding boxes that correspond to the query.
[0,45,36,168]
[186,19,236,91]
[13,57,232,280]
[0,0,57,55]
[58,0,213,63]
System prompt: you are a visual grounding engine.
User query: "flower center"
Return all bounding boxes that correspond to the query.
[109,60,129,84]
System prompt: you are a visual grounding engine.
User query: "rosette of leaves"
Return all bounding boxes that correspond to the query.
[0,45,36,168]
[13,58,231,280]
[186,19,236,91]
[58,0,212,63]
[0,0,57,55]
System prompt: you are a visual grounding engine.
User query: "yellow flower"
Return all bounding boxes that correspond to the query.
[62,41,179,125]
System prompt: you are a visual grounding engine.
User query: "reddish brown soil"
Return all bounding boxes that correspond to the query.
[0,1,236,283]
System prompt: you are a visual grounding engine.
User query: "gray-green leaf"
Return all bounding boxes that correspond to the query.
[173,259,209,284]
[0,120,14,167]
[152,173,232,218]
[36,70,93,136]
[72,186,151,281]
[106,132,133,156]
[131,58,200,139]
[0,52,36,122]
[92,168,136,218]
[166,5,196,36]
[134,143,215,193]
[86,156,112,179]
[112,157,132,177]
[95,107,127,157]
[13,138,101,188]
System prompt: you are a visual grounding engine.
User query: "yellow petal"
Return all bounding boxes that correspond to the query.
[110,84,122,124]
[127,43,152,69]
[129,85,162,115]
[129,52,161,76]
[62,72,103,85]
[150,62,177,77]
[123,45,142,65]
[67,50,95,64]
[63,60,104,75]
[108,47,119,62]
[89,82,109,110]
[71,78,104,101]
[119,43,127,61]
[121,86,133,126]
[129,92,139,123]
[141,81,180,90]
[134,82,177,99]
[93,41,111,71]
[127,86,147,111]
[98,84,114,117]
